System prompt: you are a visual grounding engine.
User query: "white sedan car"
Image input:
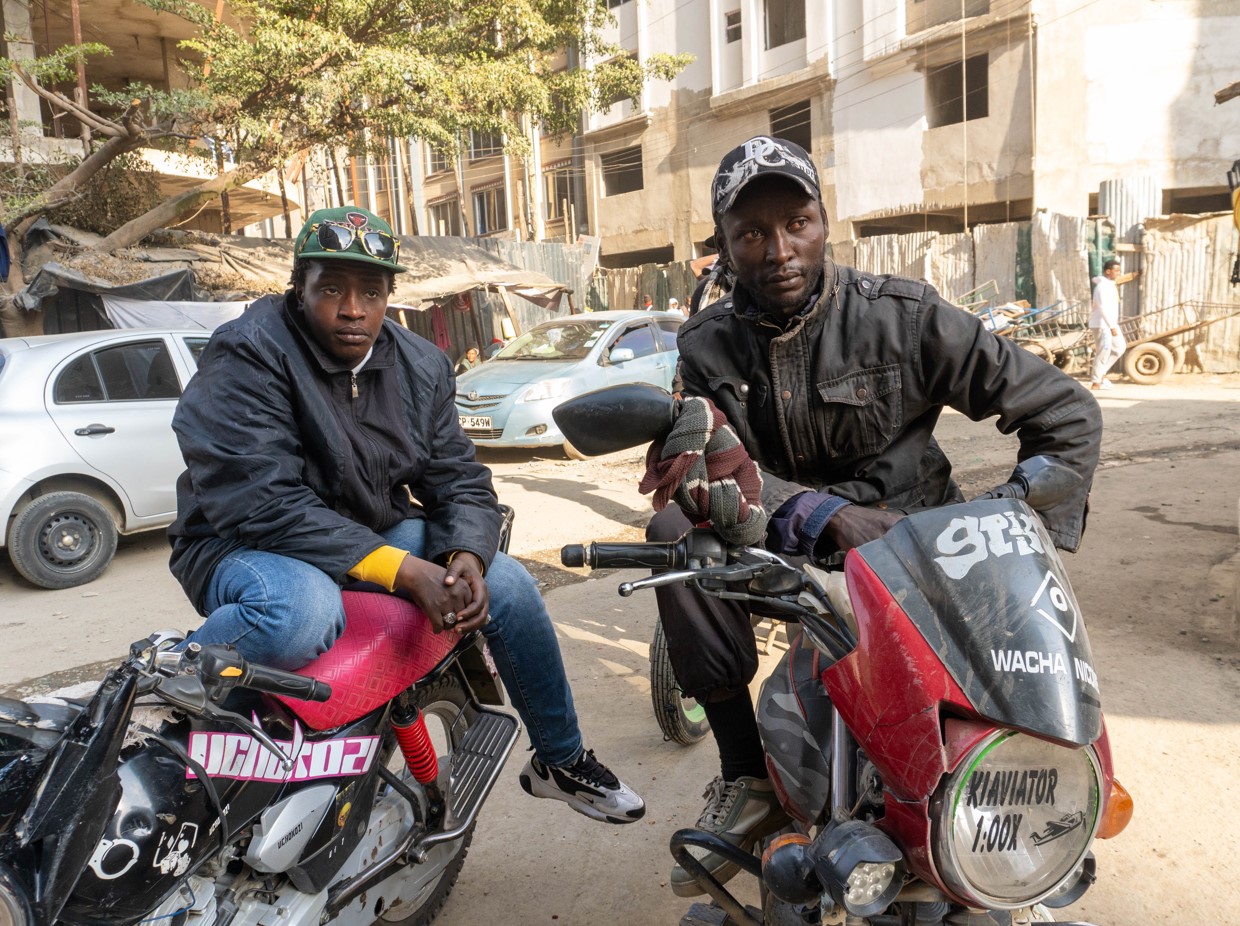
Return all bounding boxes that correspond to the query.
[0,329,209,588]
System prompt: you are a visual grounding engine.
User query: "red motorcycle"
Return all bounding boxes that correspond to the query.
[555,386,1133,926]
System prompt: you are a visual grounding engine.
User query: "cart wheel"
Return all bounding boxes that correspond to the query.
[1021,342,1053,363]
[1123,342,1175,385]
[1169,344,1186,373]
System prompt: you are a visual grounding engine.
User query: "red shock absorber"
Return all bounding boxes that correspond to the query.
[392,709,439,784]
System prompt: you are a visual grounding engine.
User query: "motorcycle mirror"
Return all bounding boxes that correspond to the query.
[1014,455,1083,509]
[552,384,676,457]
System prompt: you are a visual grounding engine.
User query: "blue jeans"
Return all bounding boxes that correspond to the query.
[187,518,583,766]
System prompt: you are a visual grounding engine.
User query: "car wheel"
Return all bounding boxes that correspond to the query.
[8,491,119,589]
[562,438,589,461]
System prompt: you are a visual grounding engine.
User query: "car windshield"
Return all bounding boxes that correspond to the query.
[493,320,612,361]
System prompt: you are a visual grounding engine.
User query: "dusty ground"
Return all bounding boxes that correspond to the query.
[0,375,1237,925]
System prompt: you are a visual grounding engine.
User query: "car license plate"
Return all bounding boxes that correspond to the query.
[459,415,492,430]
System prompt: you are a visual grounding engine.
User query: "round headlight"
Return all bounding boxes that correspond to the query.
[933,731,1102,909]
[0,866,30,926]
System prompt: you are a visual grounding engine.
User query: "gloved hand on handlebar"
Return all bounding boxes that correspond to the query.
[768,491,906,557]
[638,395,768,545]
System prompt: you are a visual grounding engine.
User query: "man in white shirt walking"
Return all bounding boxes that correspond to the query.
[1089,258,1125,389]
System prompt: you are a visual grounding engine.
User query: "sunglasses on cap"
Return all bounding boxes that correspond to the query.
[298,220,400,263]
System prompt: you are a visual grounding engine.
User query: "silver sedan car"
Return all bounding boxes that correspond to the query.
[0,329,209,588]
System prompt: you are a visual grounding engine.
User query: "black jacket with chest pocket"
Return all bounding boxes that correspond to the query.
[677,260,1101,552]
[168,291,502,614]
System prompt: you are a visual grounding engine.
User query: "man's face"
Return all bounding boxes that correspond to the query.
[718,177,826,317]
[296,260,392,364]
[1104,264,1120,280]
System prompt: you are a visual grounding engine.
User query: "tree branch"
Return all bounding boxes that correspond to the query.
[10,62,122,136]
[94,166,255,252]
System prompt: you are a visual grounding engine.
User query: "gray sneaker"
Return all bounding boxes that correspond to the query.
[670,775,791,897]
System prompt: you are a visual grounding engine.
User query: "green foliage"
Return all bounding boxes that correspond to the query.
[3,1,689,235]
[143,0,688,168]
[47,152,163,234]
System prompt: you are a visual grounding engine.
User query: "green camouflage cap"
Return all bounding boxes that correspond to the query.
[294,205,408,273]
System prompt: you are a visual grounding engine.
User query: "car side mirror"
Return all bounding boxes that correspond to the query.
[609,347,636,364]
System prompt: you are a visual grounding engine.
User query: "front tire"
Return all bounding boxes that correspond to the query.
[562,438,589,461]
[7,491,119,589]
[375,675,478,926]
[650,622,710,746]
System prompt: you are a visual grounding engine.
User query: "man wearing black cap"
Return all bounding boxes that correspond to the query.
[649,137,1101,894]
[170,206,644,826]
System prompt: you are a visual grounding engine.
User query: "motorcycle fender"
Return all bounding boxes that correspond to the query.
[456,637,505,707]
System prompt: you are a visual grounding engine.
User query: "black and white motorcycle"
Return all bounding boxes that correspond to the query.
[0,515,520,926]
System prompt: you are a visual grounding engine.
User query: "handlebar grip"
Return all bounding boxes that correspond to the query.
[561,541,685,569]
[242,664,332,702]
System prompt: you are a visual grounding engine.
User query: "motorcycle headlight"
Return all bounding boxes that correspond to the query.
[0,867,31,926]
[521,379,570,403]
[933,731,1102,909]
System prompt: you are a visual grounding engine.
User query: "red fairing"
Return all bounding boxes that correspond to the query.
[279,590,459,730]
[821,552,977,802]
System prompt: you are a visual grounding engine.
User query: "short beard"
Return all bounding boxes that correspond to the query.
[746,264,824,318]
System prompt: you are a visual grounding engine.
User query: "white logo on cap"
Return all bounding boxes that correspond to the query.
[714,136,818,212]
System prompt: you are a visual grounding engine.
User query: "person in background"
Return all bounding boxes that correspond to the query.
[1089,258,1125,390]
[169,205,646,827]
[667,297,684,315]
[642,294,654,310]
[456,345,481,374]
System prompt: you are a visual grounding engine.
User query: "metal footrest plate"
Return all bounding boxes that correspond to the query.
[444,706,520,829]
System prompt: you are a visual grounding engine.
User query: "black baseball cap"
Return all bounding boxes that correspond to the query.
[711,136,820,220]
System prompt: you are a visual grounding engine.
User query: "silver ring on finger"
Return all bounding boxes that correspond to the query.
[442,611,458,627]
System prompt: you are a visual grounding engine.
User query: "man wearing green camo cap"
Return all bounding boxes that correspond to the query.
[168,205,647,826]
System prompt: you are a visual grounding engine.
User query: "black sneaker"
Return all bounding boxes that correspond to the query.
[518,748,646,824]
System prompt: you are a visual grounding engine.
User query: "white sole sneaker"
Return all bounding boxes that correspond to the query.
[518,753,646,825]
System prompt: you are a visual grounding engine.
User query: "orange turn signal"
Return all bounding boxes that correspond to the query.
[762,832,812,867]
[1096,778,1133,839]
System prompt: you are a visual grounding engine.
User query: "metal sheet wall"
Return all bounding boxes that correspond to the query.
[1098,176,1161,316]
[1031,213,1091,311]
[1141,213,1240,370]
[973,222,1023,304]
[928,233,975,301]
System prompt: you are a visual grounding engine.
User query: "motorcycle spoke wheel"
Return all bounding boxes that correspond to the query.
[650,622,711,746]
[373,675,478,926]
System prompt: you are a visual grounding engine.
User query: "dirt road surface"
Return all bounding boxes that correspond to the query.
[1,375,1237,925]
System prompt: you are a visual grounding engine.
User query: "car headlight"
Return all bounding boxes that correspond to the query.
[521,379,570,403]
[933,731,1102,909]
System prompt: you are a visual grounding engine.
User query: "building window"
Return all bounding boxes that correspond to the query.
[725,10,742,43]
[599,146,644,196]
[428,199,461,236]
[469,129,503,161]
[473,186,508,235]
[607,0,632,7]
[545,164,574,220]
[927,53,989,127]
[765,0,805,50]
[426,145,451,175]
[770,101,811,153]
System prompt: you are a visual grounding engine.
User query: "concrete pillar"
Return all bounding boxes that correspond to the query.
[2,0,44,133]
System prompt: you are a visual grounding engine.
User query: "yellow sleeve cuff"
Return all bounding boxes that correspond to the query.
[347,545,409,592]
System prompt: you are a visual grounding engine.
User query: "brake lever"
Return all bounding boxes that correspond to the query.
[619,561,773,598]
[155,675,295,771]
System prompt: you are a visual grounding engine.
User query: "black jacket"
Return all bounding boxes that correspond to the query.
[677,261,1101,551]
[169,292,501,613]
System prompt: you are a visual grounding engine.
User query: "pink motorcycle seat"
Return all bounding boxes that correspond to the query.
[278,590,460,730]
